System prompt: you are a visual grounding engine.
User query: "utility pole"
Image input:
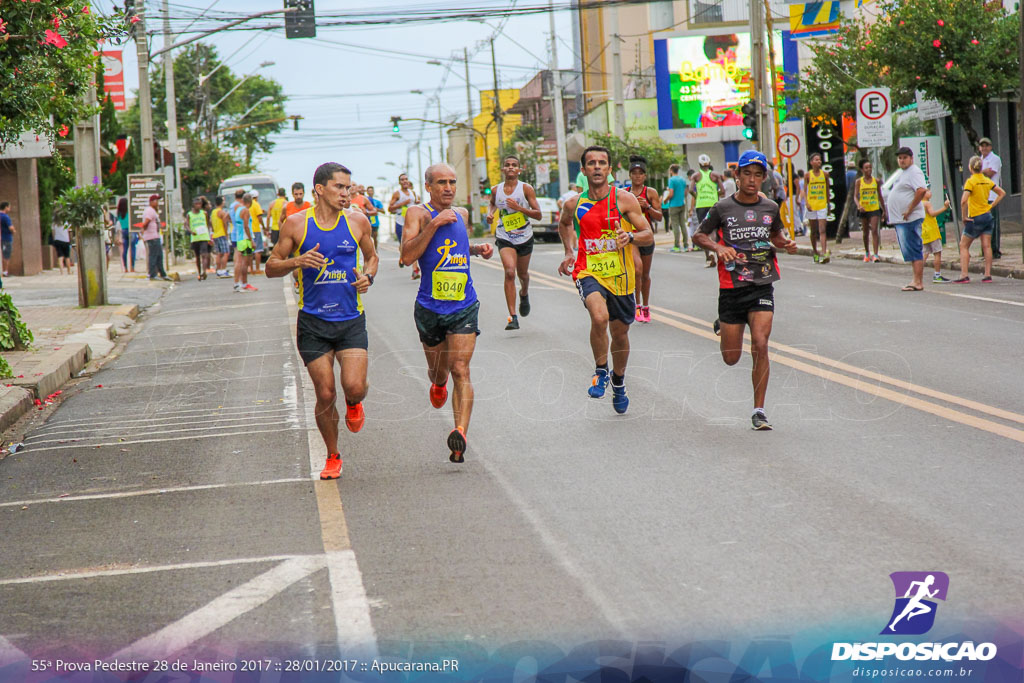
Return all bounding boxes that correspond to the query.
[549,0,569,195]
[1019,5,1023,262]
[748,0,769,151]
[763,0,781,159]
[464,47,479,229]
[162,0,181,264]
[608,5,626,139]
[490,37,503,161]
[73,85,108,307]
[438,98,445,163]
[135,6,155,172]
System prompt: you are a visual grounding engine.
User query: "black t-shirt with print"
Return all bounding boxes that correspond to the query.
[698,195,784,289]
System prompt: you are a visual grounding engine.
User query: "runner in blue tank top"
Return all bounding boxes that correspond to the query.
[401,163,493,463]
[267,162,379,480]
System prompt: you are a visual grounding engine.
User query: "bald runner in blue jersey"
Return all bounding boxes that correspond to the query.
[267,162,380,480]
[401,163,494,464]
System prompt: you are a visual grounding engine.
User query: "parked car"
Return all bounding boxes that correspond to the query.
[533,197,562,242]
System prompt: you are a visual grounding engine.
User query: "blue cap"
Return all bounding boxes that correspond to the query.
[737,150,768,171]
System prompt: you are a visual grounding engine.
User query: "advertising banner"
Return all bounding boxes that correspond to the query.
[654,31,785,144]
[97,51,127,111]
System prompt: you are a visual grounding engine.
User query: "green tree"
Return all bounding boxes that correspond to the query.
[587,131,681,180]
[868,0,1017,145]
[497,125,553,186]
[0,1,127,146]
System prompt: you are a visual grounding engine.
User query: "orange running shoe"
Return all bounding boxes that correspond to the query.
[447,426,466,463]
[429,381,448,409]
[345,402,365,432]
[320,453,343,479]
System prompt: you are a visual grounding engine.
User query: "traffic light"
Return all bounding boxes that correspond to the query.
[741,100,758,142]
[284,0,315,39]
[390,116,401,133]
[480,178,491,195]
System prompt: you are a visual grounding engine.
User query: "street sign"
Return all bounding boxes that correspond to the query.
[855,87,892,147]
[127,173,167,233]
[535,163,551,183]
[158,139,191,170]
[915,91,951,121]
[777,132,801,158]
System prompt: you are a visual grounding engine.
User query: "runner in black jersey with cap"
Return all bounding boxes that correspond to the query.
[693,150,797,431]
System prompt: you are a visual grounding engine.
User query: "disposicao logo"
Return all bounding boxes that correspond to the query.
[882,571,948,635]
[831,572,997,662]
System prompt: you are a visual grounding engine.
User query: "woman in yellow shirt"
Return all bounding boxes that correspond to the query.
[852,158,885,262]
[800,153,831,263]
[955,156,1005,283]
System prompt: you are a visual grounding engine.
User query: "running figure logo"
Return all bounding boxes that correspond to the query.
[881,572,949,635]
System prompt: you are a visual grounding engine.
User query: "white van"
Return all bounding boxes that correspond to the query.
[217,173,279,207]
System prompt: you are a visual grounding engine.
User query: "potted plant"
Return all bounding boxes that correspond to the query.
[54,178,113,307]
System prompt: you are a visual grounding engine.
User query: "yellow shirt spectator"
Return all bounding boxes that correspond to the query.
[250,198,265,233]
[963,173,994,217]
[269,196,286,232]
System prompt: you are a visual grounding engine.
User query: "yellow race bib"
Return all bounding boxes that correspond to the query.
[432,271,467,301]
[586,251,624,278]
[502,211,527,231]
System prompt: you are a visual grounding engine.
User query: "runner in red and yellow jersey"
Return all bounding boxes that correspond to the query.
[557,145,654,415]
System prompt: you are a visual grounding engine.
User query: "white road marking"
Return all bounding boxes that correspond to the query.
[785,263,1024,308]
[117,337,293,357]
[109,555,325,661]
[0,478,309,509]
[151,300,280,315]
[90,375,292,391]
[23,425,302,452]
[282,279,379,657]
[0,554,315,586]
[26,409,295,443]
[0,636,28,666]
[31,403,293,432]
[110,350,291,370]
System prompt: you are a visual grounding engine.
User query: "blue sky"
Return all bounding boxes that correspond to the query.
[100,0,576,196]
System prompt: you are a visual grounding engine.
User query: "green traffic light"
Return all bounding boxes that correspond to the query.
[392,124,399,132]
[743,128,754,140]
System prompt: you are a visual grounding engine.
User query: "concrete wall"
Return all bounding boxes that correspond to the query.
[0,158,43,276]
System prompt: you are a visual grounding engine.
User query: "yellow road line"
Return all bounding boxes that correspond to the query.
[476,259,1024,444]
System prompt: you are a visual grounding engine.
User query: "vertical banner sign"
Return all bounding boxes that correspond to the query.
[855,87,892,147]
[805,121,847,238]
[98,51,127,111]
[899,136,944,210]
[127,174,167,232]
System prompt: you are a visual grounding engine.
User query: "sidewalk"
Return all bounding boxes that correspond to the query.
[793,225,1024,278]
[0,260,194,438]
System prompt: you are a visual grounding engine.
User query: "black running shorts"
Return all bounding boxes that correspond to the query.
[296,310,368,365]
[637,243,655,256]
[495,236,534,257]
[718,283,774,325]
[414,300,480,348]
[190,240,210,255]
[575,275,635,326]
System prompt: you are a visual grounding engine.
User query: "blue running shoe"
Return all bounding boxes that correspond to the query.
[612,383,629,414]
[588,369,609,398]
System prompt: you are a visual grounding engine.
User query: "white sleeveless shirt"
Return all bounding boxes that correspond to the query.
[494,180,533,244]
[395,188,416,227]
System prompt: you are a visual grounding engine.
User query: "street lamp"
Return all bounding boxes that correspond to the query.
[210,61,275,111]
[239,95,273,121]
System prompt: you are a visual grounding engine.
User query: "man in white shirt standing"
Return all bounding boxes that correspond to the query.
[978,137,1002,258]
[887,147,929,292]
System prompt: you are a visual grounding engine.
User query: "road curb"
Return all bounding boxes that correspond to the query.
[793,246,1024,278]
[0,385,34,433]
[7,343,92,401]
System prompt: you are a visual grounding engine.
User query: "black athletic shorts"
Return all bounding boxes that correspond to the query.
[857,209,882,219]
[576,275,635,326]
[495,236,534,257]
[414,300,480,348]
[190,240,210,255]
[53,240,72,259]
[638,243,655,256]
[270,230,280,246]
[296,310,368,365]
[718,283,775,325]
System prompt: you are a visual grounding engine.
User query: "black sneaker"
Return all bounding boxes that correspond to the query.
[518,293,531,317]
[713,318,721,337]
[751,410,773,431]
[505,315,519,330]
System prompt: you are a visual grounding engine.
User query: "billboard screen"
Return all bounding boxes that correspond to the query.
[654,31,785,144]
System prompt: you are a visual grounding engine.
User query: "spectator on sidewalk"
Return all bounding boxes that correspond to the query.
[853,158,885,262]
[888,147,929,291]
[955,155,1006,284]
[51,218,73,276]
[722,168,737,197]
[664,164,688,252]
[920,190,951,283]
[977,137,1002,259]
[0,201,14,277]
[116,197,138,273]
[141,193,170,281]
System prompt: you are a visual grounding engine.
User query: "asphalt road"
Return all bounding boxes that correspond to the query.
[2,241,1022,665]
